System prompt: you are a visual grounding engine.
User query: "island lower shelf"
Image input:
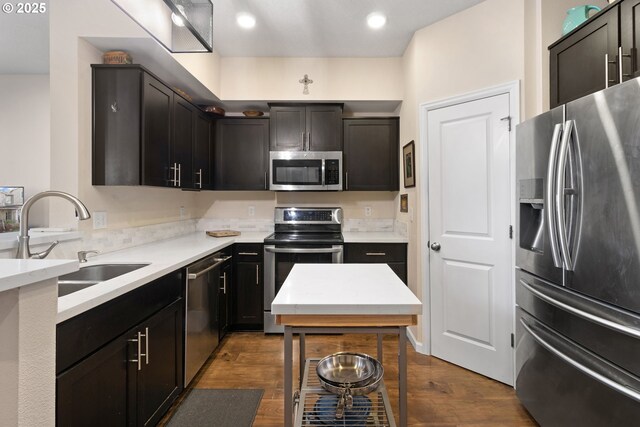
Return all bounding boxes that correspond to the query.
[294,358,396,427]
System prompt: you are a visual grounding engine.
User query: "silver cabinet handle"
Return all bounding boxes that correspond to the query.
[178,163,182,187]
[144,327,149,365]
[264,246,343,254]
[238,252,258,256]
[605,53,617,88]
[170,163,178,186]
[307,132,311,151]
[196,169,202,189]
[256,264,259,285]
[555,120,574,270]
[520,278,640,339]
[264,171,268,190]
[301,132,305,150]
[345,172,349,190]
[220,272,227,294]
[128,331,143,371]
[366,252,387,256]
[546,123,563,268]
[520,317,640,404]
[619,46,632,83]
[430,242,441,252]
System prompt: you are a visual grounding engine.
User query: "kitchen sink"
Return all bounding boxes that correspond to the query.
[58,263,149,297]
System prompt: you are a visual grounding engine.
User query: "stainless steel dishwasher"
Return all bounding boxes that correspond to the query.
[184,251,232,387]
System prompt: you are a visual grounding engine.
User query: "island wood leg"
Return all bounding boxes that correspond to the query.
[284,326,293,427]
[399,326,408,427]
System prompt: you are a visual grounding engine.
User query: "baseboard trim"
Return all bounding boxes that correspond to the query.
[407,327,427,354]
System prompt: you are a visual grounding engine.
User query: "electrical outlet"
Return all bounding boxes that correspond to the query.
[179,206,186,220]
[365,207,372,217]
[248,206,255,217]
[93,211,107,230]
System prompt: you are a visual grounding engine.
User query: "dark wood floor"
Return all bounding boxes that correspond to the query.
[160,332,537,426]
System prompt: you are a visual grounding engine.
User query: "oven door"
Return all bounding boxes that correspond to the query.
[263,245,343,333]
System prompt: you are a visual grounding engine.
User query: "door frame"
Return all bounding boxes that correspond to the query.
[417,81,520,357]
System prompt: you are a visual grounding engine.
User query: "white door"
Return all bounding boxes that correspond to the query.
[427,93,513,385]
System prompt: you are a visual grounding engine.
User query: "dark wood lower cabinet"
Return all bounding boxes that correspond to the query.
[344,243,408,285]
[56,273,183,427]
[233,244,264,330]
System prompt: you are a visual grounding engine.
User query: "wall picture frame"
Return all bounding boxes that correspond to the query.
[400,194,408,213]
[403,140,416,188]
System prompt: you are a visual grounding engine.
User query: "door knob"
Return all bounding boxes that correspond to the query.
[430,242,441,252]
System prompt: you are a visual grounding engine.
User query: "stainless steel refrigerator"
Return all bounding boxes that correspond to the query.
[515,77,640,425]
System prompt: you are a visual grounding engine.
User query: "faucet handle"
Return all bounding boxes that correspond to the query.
[78,250,99,263]
[31,240,59,259]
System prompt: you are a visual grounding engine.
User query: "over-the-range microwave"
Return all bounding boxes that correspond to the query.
[269,151,342,191]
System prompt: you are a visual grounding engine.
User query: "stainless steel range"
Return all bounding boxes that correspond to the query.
[263,207,343,333]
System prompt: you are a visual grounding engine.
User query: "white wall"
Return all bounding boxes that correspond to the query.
[220,57,402,101]
[0,75,50,227]
[399,0,527,346]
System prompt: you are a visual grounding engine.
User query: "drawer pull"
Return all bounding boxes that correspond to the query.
[238,252,259,256]
[366,252,387,256]
[256,264,259,285]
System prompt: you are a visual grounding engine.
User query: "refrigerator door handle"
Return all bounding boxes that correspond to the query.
[520,278,640,339]
[556,120,575,270]
[546,123,564,268]
[520,317,640,404]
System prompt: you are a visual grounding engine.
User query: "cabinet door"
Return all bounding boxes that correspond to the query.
[306,105,343,151]
[214,118,269,190]
[549,7,619,108]
[234,261,263,328]
[343,118,399,191]
[194,112,213,190]
[219,262,232,339]
[57,333,135,427]
[270,106,306,151]
[92,67,142,185]
[142,73,173,187]
[136,299,184,427]
[172,96,195,188]
[621,0,640,80]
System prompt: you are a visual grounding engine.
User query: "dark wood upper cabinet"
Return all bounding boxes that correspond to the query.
[270,104,343,151]
[193,112,214,190]
[343,118,399,191]
[93,64,212,190]
[549,4,620,108]
[172,96,195,189]
[621,0,640,79]
[214,118,269,190]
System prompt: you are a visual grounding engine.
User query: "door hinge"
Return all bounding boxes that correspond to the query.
[501,116,512,132]
[509,225,513,239]
[511,333,515,348]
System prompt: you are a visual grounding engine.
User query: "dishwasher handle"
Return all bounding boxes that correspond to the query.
[187,255,232,280]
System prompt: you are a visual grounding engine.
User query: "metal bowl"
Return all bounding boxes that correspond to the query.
[316,352,377,388]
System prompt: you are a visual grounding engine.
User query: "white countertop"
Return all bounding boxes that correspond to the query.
[57,231,270,323]
[0,259,79,292]
[0,231,82,251]
[271,264,421,315]
[342,231,408,243]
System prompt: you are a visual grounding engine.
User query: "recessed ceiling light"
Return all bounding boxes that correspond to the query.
[367,12,387,29]
[171,4,186,27]
[237,12,256,29]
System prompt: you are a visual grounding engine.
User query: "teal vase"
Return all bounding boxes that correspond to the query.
[562,5,602,35]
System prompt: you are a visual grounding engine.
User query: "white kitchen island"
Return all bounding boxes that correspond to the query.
[272,264,422,427]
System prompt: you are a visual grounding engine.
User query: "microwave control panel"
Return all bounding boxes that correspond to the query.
[325,160,340,185]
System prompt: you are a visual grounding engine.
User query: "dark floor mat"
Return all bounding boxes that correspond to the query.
[166,389,263,427]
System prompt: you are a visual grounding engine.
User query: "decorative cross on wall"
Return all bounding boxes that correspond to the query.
[299,74,313,95]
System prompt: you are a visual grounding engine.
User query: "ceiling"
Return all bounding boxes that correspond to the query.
[210,0,486,57]
[0,0,486,73]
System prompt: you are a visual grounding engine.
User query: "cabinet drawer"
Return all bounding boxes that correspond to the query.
[56,270,183,374]
[345,243,407,263]
[233,243,264,261]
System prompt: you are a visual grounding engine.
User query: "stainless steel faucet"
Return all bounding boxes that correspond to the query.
[16,191,91,259]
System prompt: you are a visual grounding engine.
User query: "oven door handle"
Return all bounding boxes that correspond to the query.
[264,247,343,254]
